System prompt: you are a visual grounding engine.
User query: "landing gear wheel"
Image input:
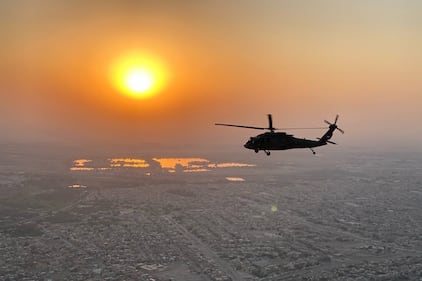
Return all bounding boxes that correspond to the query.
[309,148,316,155]
[254,148,259,153]
[265,151,271,156]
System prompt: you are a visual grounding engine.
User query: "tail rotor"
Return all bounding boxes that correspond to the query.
[324,114,344,134]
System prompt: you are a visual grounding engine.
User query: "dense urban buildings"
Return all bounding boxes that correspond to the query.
[1,144,421,280]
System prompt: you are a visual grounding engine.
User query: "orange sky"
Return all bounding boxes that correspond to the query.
[1,1,421,149]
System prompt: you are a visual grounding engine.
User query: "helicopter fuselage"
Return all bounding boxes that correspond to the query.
[215,114,343,155]
[244,132,325,152]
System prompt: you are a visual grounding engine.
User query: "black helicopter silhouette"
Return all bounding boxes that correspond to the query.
[215,114,344,155]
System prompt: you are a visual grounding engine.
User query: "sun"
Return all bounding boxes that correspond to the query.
[110,52,168,99]
[126,69,154,93]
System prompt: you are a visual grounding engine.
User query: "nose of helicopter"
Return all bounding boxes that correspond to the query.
[244,140,253,149]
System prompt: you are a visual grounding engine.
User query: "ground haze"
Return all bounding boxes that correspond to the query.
[1,143,421,280]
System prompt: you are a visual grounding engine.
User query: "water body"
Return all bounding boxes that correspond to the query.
[225,177,245,182]
[70,157,256,174]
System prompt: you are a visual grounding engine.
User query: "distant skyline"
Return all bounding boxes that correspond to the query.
[1,1,421,149]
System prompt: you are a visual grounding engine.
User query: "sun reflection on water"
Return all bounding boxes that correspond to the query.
[208,163,256,168]
[70,157,255,174]
[152,158,209,170]
[73,159,91,166]
[70,167,95,171]
[110,158,149,168]
[68,184,87,189]
[225,177,245,182]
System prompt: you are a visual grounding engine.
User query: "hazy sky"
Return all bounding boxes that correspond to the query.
[1,0,421,149]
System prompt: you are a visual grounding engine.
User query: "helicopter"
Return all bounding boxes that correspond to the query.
[215,114,344,156]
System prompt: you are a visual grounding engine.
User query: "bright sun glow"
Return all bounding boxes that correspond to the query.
[110,52,168,99]
[126,70,153,93]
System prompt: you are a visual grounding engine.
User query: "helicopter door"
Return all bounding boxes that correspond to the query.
[262,137,270,148]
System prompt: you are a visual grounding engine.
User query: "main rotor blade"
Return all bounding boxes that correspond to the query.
[337,127,345,134]
[324,120,331,125]
[215,123,266,130]
[268,114,274,131]
[278,127,328,130]
[334,114,339,124]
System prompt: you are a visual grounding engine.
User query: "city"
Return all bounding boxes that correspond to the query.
[1,145,421,280]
